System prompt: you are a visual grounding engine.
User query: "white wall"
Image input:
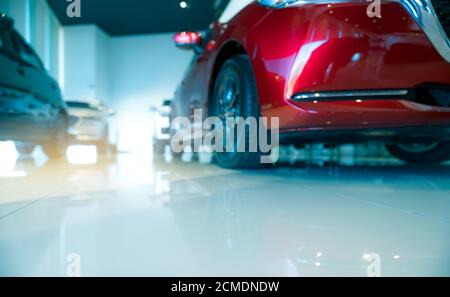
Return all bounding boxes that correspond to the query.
[110,33,192,108]
[95,27,111,107]
[62,25,111,105]
[109,34,192,153]
[47,9,59,79]
[62,25,98,101]
[31,0,48,65]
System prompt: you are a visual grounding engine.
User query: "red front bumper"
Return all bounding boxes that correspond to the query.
[247,2,450,131]
[274,100,450,132]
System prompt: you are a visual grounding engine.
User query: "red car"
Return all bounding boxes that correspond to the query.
[172,0,450,168]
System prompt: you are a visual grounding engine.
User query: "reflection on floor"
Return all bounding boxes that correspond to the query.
[0,142,449,276]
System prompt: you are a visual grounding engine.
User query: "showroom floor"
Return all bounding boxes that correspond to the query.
[0,145,449,277]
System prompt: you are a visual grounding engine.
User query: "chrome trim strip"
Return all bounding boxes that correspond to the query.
[292,89,409,101]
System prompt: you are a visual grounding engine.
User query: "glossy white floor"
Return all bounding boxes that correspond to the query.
[0,143,449,277]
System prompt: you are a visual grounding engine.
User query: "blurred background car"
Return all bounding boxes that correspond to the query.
[0,13,68,159]
[66,100,115,154]
[150,99,171,156]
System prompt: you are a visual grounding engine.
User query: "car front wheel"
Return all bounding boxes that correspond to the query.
[210,54,265,169]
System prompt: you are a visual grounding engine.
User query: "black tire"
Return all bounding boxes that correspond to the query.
[42,114,68,160]
[386,142,450,164]
[210,54,265,169]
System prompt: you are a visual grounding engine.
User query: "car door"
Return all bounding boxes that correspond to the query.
[10,30,63,120]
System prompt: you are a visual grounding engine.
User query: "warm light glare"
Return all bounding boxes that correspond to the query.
[66,145,98,165]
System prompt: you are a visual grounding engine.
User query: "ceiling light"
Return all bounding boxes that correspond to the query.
[180,1,188,8]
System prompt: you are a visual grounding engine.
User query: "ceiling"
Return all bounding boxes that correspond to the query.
[46,0,217,36]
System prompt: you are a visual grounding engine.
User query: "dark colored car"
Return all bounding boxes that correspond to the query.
[171,0,450,169]
[0,14,68,158]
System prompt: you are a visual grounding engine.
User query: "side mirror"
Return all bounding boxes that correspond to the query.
[173,32,203,50]
[0,14,14,32]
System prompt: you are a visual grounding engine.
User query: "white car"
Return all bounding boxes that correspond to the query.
[66,100,114,154]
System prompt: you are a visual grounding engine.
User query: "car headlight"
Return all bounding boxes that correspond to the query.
[256,0,302,8]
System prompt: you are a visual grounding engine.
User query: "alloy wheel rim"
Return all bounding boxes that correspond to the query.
[216,71,242,156]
